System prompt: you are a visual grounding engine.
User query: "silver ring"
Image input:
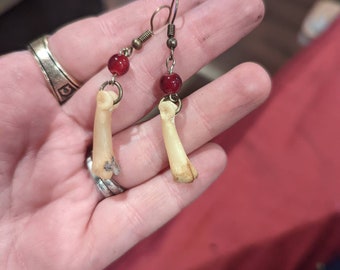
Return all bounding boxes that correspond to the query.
[28,35,81,104]
[86,156,125,198]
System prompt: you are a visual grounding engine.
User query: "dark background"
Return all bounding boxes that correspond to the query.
[0,0,103,54]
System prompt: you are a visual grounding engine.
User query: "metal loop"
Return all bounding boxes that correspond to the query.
[166,55,176,74]
[99,78,123,105]
[160,93,182,114]
[120,47,133,57]
[150,5,171,33]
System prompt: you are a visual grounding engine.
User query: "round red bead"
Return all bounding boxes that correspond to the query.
[160,73,182,94]
[108,54,129,76]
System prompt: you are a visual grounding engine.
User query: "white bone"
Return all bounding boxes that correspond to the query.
[92,91,120,179]
[159,100,198,183]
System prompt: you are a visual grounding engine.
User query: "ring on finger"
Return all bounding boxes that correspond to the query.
[28,35,81,104]
[86,156,126,198]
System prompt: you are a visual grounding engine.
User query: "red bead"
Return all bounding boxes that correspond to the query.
[108,54,129,76]
[160,73,182,94]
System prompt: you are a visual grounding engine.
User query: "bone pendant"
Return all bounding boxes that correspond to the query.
[92,91,120,179]
[159,100,198,183]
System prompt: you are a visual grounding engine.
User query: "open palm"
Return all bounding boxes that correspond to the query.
[0,0,270,269]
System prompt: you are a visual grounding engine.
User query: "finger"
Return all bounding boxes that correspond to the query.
[63,0,265,130]
[101,62,271,188]
[87,142,227,269]
[47,0,200,83]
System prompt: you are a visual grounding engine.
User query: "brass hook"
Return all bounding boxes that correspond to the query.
[150,0,179,32]
[131,4,172,52]
[150,5,171,33]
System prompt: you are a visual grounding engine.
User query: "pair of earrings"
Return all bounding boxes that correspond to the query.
[91,0,198,188]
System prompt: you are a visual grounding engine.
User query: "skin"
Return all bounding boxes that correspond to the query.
[0,0,271,269]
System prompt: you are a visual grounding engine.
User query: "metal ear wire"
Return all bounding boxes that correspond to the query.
[168,0,179,24]
[131,4,172,50]
[150,5,171,33]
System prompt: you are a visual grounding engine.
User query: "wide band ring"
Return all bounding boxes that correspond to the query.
[86,156,126,198]
[28,35,80,104]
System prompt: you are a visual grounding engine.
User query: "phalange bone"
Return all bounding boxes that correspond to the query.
[92,91,120,179]
[159,100,198,183]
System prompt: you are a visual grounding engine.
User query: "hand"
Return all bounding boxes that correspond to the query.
[0,0,270,269]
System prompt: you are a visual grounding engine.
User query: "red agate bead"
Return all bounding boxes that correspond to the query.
[108,54,129,76]
[160,73,182,94]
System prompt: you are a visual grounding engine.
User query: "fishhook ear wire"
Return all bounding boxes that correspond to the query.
[150,5,171,33]
[150,0,178,32]
[130,5,171,53]
[168,0,179,24]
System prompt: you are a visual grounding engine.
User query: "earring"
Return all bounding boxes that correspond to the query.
[158,0,198,183]
[90,5,171,182]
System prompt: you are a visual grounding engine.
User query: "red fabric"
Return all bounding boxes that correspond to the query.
[109,18,340,270]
